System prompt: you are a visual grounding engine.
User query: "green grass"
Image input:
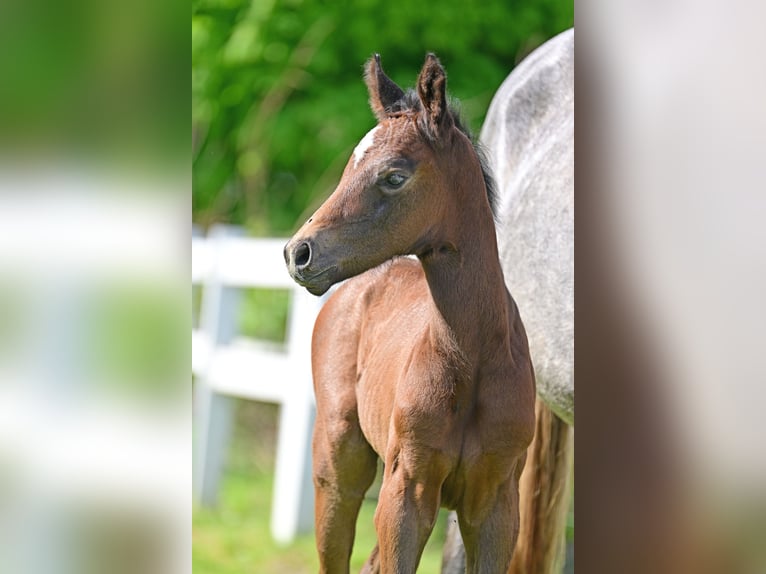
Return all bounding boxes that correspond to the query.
[192,401,449,573]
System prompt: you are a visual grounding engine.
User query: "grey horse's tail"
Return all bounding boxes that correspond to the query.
[508,398,573,574]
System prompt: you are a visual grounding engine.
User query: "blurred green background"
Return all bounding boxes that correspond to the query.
[192,0,573,234]
[192,0,573,572]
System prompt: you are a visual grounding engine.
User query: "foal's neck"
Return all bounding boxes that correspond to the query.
[418,156,513,367]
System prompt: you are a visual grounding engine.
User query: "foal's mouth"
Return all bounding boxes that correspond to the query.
[292,265,338,296]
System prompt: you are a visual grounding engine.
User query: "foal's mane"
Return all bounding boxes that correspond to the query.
[385,89,498,217]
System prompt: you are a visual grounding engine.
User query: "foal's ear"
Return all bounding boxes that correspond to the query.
[365,54,405,121]
[417,53,453,138]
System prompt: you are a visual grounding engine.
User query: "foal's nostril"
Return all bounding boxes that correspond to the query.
[294,241,312,268]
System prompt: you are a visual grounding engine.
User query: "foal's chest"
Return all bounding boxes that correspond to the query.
[355,332,471,455]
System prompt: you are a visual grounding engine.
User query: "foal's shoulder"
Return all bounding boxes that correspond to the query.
[325,257,424,306]
[333,257,428,315]
[374,257,427,295]
[381,256,423,278]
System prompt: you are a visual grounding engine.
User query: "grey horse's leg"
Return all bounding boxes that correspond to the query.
[441,512,465,574]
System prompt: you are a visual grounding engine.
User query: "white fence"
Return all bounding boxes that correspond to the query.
[192,225,324,543]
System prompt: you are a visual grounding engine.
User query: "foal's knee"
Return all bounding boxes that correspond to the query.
[313,422,376,496]
[376,471,441,536]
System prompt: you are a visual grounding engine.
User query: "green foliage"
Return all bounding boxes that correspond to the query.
[192,0,573,234]
[238,288,290,342]
[1,0,188,167]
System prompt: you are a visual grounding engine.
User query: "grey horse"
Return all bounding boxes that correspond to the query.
[484,28,573,425]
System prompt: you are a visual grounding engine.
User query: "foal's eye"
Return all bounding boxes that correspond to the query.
[384,173,407,189]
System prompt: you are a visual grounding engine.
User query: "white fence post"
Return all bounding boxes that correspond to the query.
[270,287,322,543]
[193,225,243,507]
[192,227,325,543]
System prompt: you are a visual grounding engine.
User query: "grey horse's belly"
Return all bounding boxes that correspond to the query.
[481,28,574,424]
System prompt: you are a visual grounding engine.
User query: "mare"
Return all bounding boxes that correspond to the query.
[442,28,575,574]
[284,54,536,573]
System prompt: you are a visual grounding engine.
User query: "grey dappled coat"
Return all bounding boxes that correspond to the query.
[481,28,574,424]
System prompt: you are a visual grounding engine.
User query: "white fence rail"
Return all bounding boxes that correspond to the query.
[192,225,324,543]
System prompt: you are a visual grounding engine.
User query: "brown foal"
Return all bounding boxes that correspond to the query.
[284,54,535,574]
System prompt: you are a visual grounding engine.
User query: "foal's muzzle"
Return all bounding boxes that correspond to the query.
[285,240,312,270]
[284,238,313,278]
[284,235,340,296]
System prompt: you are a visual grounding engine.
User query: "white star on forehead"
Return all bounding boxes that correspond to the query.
[352,125,380,169]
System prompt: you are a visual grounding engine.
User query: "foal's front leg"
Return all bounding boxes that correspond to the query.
[313,411,377,574]
[374,446,447,573]
[459,459,524,574]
